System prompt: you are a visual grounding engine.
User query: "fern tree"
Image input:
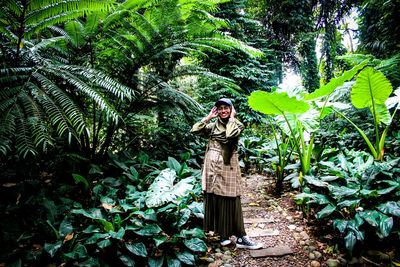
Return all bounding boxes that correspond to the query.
[75,0,263,158]
[0,0,262,159]
[0,0,130,157]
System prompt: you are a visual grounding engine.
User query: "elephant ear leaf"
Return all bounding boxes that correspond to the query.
[373,104,392,125]
[305,60,368,100]
[145,169,194,208]
[351,67,393,109]
[248,91,309,115]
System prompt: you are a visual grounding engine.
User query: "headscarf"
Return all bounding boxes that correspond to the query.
[210,116,237,165]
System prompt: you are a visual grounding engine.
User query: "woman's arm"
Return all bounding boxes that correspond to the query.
[190,107,217,137]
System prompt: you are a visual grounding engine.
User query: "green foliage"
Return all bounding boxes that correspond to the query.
[295,150,400,253]
[0,153,205,266]
[358,0,400,58]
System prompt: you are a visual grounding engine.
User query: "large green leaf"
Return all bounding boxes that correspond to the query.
[372,104,392,125]
[377,201,400,217]
[379,215,393,238]
[178,228,205,238]
[359,210,379,227]
[175,250,195,265]
[134,224,162,236]
[64,244,88,259]
[306,60,368,100]
[148,256,164,267]
[110,227,125,240]
[167,157,181,172]
[145,169,194,208]
[344,231,356,251]
[120,254,136,266]
[316,204,336,219]
[97,239,112,248]
[183,238,208,252]
[126,242,148,257]
[59,218,73,238]
[72,173,89,190]
[85,233,109,244]
[166,254,181,267]
[44,241,62,257]
[154,236,167,247]
[351,67,393,109]
[248,91,310,115]
[333,219,348,233]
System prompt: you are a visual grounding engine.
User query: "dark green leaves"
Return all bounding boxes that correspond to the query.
[126,242,148,257]
[183,238,208,252]
[134,224,162,236]
[316,205,336,219]
[145,169,194,208]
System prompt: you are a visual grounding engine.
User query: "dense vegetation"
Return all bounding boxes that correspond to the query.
[1,0,399,266]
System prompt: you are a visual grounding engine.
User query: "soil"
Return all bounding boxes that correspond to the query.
[198,174,396,267]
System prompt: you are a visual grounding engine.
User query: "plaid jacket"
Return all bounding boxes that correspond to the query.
[191,118,244,197]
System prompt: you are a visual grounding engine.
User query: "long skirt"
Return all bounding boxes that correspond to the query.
[203,193,246,239]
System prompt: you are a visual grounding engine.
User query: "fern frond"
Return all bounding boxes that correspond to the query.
[67,20,85,47]
[57,65,132,99]
[19,91,53,150]
[132,11,160,41]
[0,108,16,155]
[30,74,86,134]
[189,9,228,28]
[84,11,105,37]
[26,0,113,24]
[103,9,132,30]
[112,34,145,61]
[14,104,38,158]
[116,0,151,12]
[31,36,66,52]
[0,97,18,113]
[195,34,264,58]
[45,67,120,122]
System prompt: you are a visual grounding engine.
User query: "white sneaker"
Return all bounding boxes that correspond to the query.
[236,236,262,249]
[220,239,232,246]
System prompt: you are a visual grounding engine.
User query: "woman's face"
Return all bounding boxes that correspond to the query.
[217,104,231,119]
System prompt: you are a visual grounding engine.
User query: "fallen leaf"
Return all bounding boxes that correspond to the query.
[102,203,113,210]
[3,183,16,187]
[32,244,42,248]
[63,233,74,243]
[249,202,259,206]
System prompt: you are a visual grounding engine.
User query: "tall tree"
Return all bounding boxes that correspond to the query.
[357,0,400,58]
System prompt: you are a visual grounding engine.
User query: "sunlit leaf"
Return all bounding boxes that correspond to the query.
[145,169,194,208]
[351,67,393,109]
[248,91,309,115]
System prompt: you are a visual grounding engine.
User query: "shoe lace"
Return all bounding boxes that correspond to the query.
[241,236,256,246]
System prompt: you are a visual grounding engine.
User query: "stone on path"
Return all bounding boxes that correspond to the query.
[250,246,293,258]
[244,217,274,224]
[246,228,279,237]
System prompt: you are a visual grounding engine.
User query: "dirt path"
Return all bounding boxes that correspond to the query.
[201,174,343,267]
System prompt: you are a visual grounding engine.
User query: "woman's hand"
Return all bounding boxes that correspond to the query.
[203,106,218,122]
[230,105,236,118]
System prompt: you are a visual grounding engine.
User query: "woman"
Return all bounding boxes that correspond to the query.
[191,98,262,249]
